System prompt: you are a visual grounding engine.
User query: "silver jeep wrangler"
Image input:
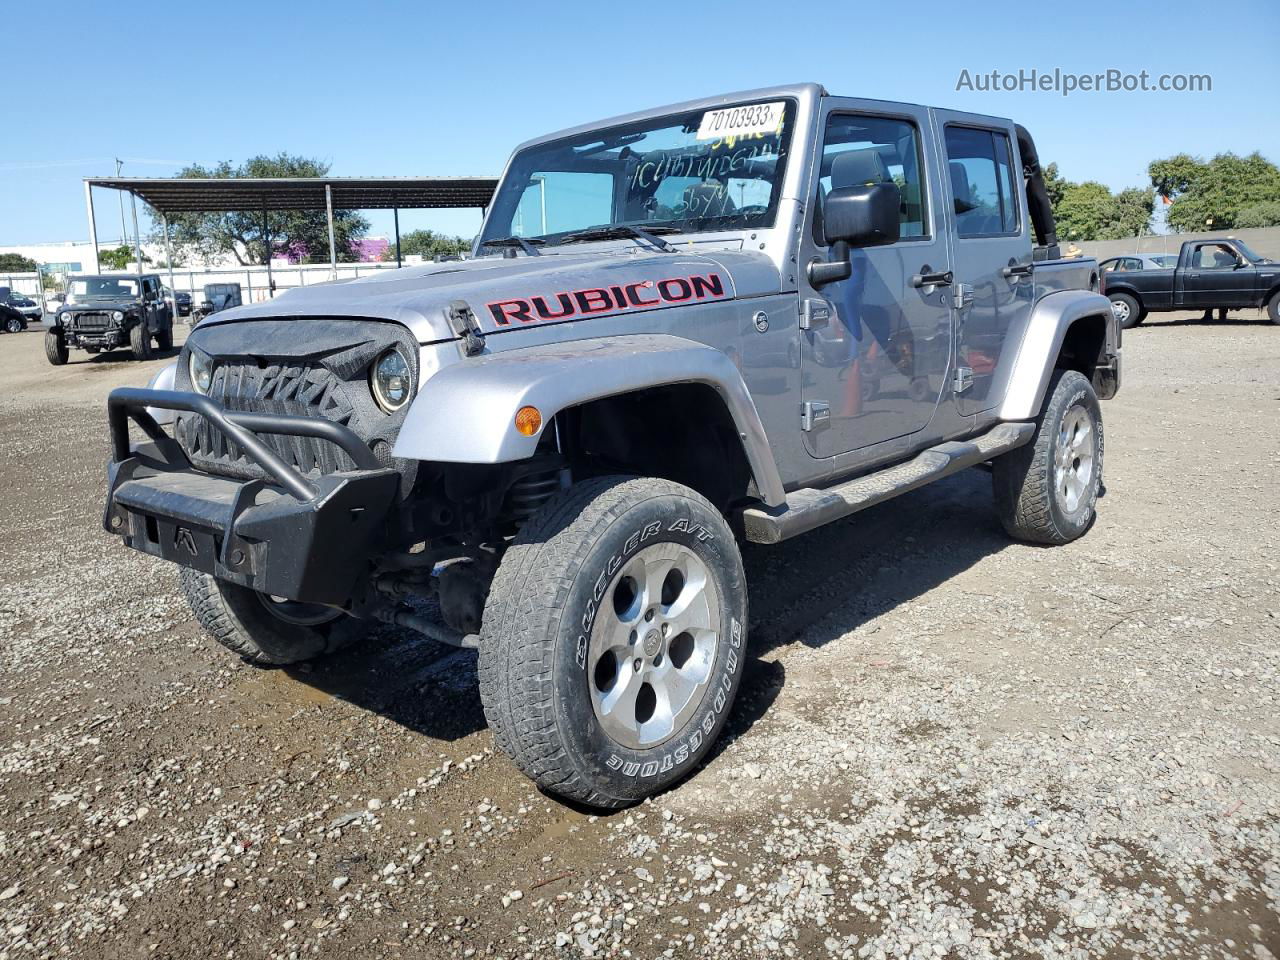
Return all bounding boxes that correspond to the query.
[105,83,1118,807]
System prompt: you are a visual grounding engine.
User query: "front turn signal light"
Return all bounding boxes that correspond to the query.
[514,405,542,436]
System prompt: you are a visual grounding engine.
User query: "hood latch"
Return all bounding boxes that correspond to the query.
[446,300,486,357]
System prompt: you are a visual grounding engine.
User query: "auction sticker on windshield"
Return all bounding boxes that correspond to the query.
[696,102,785,141]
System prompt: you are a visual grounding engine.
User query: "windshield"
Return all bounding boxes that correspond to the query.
[480,99,795,249]
[69,277,139,299]
[1232,239,1268,263]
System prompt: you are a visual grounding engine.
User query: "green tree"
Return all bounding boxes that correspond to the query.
[1046,165,1154,241]
[381,229,470,262]
[1234,200,1280,228]
[0,252,37,272]
[155,154,370,266]
[1042,163,1068,209]
[1106,187,1157,239]
[99,245,151,270]
[1148,151,1280,231]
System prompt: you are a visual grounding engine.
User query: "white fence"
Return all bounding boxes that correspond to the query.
[3,260,416,310]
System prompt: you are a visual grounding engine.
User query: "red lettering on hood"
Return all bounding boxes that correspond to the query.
[485,272,728,328]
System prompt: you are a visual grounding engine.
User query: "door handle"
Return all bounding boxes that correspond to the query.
[911,269,953,288]
[1001,263,1033,279]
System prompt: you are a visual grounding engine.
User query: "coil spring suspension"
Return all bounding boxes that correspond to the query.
[501,468,566,526]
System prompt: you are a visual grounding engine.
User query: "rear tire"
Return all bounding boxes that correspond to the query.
[479,476,748,808]
[1108,292,1143,329]
[4,316,23,334]
[1267,291,1280,325]
[179,568,362,665]
[44,330,68,365]
[156,323,173,351]
[130,323,152,360]
[993,369,1104,545]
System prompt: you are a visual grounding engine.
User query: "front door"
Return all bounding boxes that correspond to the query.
[797,101,952,459]
[933,113,1033,416]
[1180,242,1257,309]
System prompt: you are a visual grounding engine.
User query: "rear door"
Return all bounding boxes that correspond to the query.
[932,111,1033,416]
[796,99,952,459]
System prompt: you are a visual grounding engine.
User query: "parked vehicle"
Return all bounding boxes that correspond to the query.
[0,301,26,334]
[0,291,44,323]
[192,283,242,323]
[1100,254,1177,272]
[1102,238,1280,328]
[46,274,174,364]
[165,288,193,318]
[104,84,1119,808]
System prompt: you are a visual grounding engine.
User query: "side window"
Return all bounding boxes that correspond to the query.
[943,126,1020,238]
[511,171,613,237]
[819,114,928,240]
[1193,244,1238,269]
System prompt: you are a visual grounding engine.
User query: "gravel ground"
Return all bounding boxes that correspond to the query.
[0,313,1277,960]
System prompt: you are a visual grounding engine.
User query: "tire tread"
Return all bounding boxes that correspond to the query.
[479,476,726,808]
[993,368,1102,545]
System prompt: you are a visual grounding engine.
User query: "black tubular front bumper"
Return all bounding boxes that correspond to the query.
[104,388,399,606]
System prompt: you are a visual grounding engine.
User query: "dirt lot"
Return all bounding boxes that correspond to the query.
[0,313,1277,960]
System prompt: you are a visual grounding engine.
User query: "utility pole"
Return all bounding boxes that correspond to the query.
[116,159,127,247]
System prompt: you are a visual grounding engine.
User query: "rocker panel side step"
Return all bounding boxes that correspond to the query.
[740,422,1036,544]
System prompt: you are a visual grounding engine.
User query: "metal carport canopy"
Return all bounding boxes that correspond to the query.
[82,175,501,292]
[83,175,499,213]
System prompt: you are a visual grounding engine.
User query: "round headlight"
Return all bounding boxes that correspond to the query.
[111,310,125,322]
[371,348,412,413]
[188,350,214,394]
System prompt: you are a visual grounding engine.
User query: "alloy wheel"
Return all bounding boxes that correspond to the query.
[587,541,720,750]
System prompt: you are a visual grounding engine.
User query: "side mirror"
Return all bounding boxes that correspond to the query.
[1234,258,1248,269]
[809,182,902,287]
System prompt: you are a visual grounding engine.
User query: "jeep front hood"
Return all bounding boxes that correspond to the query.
[64,297,137,310]
[197,249,781,343]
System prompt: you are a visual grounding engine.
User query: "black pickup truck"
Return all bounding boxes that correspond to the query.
[1102,237,1280,328]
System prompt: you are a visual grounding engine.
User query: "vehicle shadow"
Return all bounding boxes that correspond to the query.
[1143,312,1267,328]
[284,467,1012,757]
[741,466,1012,658]
[285,612,484,742]
[86,347,183,364]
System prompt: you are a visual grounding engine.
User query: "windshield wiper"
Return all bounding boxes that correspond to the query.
[558,224,680,252]
[481,236,545,256]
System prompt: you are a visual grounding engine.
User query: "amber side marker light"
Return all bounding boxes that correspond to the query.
[514,405,543,436]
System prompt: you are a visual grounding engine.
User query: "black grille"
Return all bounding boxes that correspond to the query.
[179,361,360,478]
[71,311,112,331]
[173,318,419,492]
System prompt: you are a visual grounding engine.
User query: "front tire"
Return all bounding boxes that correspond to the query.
[993,369,1104,545]
[156,323,173,351]
[130,323,152,360]
[44,330,68,365]
[1267,291,1280,325]
[179,568,362,665]
[479,476,748,808]
[1108,292,1143,329]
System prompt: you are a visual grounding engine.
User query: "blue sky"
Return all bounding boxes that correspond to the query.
[2,0,1276,245]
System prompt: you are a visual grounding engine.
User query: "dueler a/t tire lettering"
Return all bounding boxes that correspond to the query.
[478,476,748,808]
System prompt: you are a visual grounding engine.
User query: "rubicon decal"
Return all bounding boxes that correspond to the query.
[486,273,729,328]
